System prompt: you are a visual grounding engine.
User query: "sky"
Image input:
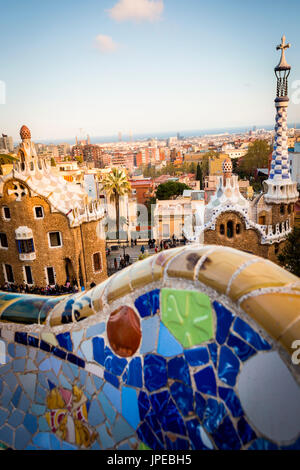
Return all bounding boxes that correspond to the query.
[1,0,300,143]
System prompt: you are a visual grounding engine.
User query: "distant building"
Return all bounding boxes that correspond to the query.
[0,134,13,153]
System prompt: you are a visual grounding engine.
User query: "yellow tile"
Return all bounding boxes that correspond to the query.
[49,297,71,327]
[197,249,254,294]
[167,247,210,280]
[241,293,300,342]
[107,266,133,303]
[152,247,186,281]
[279,318,300,356]
[91,278,110,312]
[229,262,298,301]
[130,256,154,289]
[41,332,58,347]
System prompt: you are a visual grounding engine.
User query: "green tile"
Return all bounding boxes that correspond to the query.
[161,288,213,348]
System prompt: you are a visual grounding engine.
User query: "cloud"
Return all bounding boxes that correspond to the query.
[108,0,163,23]
[95,34,119,53]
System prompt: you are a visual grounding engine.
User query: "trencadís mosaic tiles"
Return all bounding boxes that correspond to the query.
[0,245,299,450]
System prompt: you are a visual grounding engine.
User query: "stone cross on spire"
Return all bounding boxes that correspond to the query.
[276,35,291,70]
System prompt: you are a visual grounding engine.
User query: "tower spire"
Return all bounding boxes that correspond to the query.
[263,36,298,203]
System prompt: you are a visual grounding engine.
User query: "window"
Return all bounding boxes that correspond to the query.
[93,252,102,272]
[4,264,14,283]
[220,224,225,235]
[3,207,10,220]
[47,267,55,286]
[236,224,241,234]
[274,244,279,255]
[280,204,285,215]
[163,224,170,238]
[49,232,62,247]
[24,266,33,285]
[17,239,34,254]
[227,221,234,238]
[0,233,8,248]
[34,206,44,218]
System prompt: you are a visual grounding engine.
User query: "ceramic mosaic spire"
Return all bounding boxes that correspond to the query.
[263,36,298,203]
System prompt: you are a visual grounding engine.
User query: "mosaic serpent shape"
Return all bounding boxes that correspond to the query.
[0,245,299,450]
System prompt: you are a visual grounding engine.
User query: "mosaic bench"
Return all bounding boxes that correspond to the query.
[0,245,299,450]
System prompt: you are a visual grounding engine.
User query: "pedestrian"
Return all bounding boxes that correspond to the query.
[141,245,145,254]
[114,258,117,271]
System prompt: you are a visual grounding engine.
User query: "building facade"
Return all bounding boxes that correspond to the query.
[0,126,107,289]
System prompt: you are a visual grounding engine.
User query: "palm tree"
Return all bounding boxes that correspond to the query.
[101,168,131,241]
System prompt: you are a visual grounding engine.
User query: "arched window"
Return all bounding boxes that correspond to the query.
[227,221,234,238]
[236,223,241,234]
[220,224,225,235]
[280,204,285,215]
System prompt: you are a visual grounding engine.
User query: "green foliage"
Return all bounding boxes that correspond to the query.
[278,227,300,277]
[156,181,191,200]
[74,154,83,164]
[50,157,56,167]
[238,140,272,179]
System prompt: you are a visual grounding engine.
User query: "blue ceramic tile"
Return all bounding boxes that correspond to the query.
[233,318,271,351]
[104,371,119,389]
[0,378,2,394]
[122,387,140,429]
[213,301,234,345]
[31,404,46,416]
[157,323,183,357]
[117,442,131,450]
[281,437,300,450]
[165,436,190,450]
[160,398,186,435]
[36,351,46,363]
[15,332,28,346]
[202,398,226,433]
[39,340,51,352]
[40,359,51,371]
[49,434,62,450]
[137,422,164,450]
[67,353,85,368]
[27,359,36,371]
[138,391,150,420]
[212,416,241,450]
[88,400,105,426]
[62,362,74,381]
[0,363,11,375]
[8,409,24,427]
[111,416,135,443]
[97,423,115,449]
[91,440,102,450]
[38,416,50,432]
[5,372,18,392]
[19,393,30,413]
[140,316,160,354]
[8,344,15,358]
[167,356,191,386]
[12,385,22,407]
[237,417,256,445]
[86,323,105,339]
[85,376,95,395]
[28,336,39,348]
[93,376,103,391]
[32,432,51,449]
[47,379,56,390]
[195,392,206,421]
[227,334,256,361]
[146,410,164,444]
[79,368,87,385]
[184,347,209,367]
[72,330,84,351]
[208,343,218,368]
[148,289,160,315]
[50,357,61,375]
[61,441,77,450]
[135,289,160,318]
[125,357,143,388]
[56,332,73,352]
[170,381,193,416]
[194,366,217,396]
[0,409,8,426]
[1,384,13,408]
[81,340,93,362]
[144,354,167,392]
[218,346,240,386]
[104,347,127,376]
[0,425,13,446]
[36,385,47,403]
[13,358,26,372]
[29,349,36,360]
[248,439,278,450]
[24,413,38,434]
[103,382,121,412]
[218,387,243,417]
[93,337,105,365]
[98,393,116,424]
[186,419,209,450]
[150,390,170,416]
[68,362,80,378]
[14,426,31,450]
[61,298,75,325]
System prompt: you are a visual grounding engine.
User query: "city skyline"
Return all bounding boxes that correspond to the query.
[1,0,300,141]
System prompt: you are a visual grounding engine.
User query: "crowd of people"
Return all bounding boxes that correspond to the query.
[0,281,79,296]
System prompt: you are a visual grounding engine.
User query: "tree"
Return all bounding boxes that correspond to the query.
[196,163,203,189]
[50,157,56,167]
[238,140,272,179]
[101,168,131,241]
[277,227,300,276]
[156,181,191,200]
